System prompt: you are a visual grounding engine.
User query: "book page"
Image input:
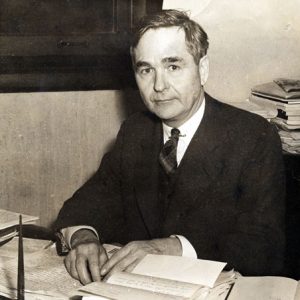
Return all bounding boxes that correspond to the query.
[107,272,203,298]
[77,281,186,300]
[78,270,233,300]
[132,254,226,287]
[228,276,298,300]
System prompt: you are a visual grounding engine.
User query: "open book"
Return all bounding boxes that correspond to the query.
[228,276,300,300]
[75,254,236,300]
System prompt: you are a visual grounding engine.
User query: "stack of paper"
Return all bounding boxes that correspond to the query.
[0,209,39,243]
[0,238,81,299]
[0,242,122,300]
[249,79,300,154]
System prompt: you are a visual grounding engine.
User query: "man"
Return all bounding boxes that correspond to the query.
[53,9,285,284]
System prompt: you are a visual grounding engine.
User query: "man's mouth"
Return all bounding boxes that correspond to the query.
[154,98,174,103]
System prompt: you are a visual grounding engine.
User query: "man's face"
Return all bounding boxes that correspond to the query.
[133,26,208,127]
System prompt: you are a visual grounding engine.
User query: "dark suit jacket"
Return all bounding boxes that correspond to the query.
[54,94,286,276]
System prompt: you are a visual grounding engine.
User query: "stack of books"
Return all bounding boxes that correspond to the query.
[250,78,300,154]
[0,209,38,244]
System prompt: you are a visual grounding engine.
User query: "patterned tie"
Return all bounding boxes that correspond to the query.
[159,128,180,175]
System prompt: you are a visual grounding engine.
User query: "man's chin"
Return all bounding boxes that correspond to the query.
[153,111,177,122]
[159,115,181,127]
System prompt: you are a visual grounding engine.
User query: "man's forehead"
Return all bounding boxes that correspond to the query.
[133,27,190,63]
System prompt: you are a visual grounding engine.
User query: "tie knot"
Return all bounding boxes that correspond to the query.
[159,128,180,175]
[170,128,180,140]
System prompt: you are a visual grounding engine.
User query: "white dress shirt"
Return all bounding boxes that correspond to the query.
[162,97,206,165]
[62,98,206,258]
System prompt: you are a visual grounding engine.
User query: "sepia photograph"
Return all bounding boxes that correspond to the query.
[0,0,300,299]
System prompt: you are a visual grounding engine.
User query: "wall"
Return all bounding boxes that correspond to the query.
[0,89,142,227]
[164,0,300,101]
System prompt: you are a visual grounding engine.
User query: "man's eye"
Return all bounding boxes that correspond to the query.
[168,65,179,71]
[140,68,152,75]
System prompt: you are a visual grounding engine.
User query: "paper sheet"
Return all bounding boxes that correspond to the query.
[227,276,298,300]
[78,281,185,300]
[0,243,81,299]
[132,254,226,288]
[107,272,202,298]
[78,271,238,300]
[0,237,52,261]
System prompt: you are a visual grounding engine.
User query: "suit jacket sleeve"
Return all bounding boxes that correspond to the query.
[217,124,286,276]
[53,122,128,244]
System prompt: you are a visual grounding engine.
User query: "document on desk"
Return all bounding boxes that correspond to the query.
[132,254,226,287]
[77,272,209,300]
[0,241,81,299]
[0,237,51,261]
[108,272,204,297]
[79,280,191,300]
[227,276,300,300]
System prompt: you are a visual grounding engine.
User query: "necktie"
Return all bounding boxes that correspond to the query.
[159,128,180,175]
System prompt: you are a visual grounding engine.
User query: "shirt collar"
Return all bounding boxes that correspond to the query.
[162,98,206,142]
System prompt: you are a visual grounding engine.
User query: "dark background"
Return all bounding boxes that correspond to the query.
[0,0,163,92]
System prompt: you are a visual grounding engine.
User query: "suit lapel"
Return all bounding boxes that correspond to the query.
[169,96,229,208]
[134,116,163,238]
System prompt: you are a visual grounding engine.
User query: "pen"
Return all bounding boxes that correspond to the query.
[17,215,25,300]
[224,283,234,300]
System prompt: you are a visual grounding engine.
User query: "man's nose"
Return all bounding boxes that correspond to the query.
[154,70,169,92]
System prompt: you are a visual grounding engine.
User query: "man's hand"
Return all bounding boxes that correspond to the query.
[64,229,108,285]
[100,237,182,279]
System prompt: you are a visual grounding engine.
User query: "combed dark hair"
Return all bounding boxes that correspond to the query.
[131,9,209,64]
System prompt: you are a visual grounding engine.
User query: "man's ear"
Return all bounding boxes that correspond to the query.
[199,55,209,86]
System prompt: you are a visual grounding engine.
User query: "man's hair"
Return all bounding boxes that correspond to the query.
[131,9,209,64]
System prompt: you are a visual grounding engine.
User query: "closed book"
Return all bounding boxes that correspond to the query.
[274,78,300,93]
[250,95,300,114]
[272,118,300,130]
[252,81,300,100]
[277,110,300,121]
[273,117,300,128]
